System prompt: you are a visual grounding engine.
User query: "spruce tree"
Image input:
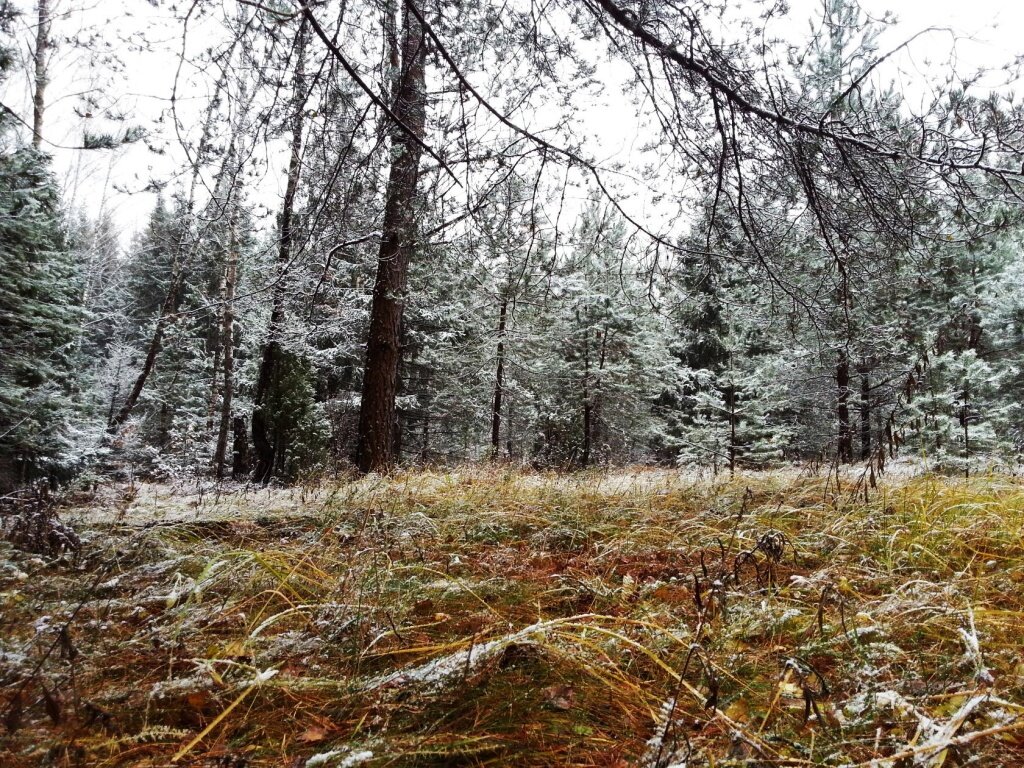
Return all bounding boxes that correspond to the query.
[0,4,81,487]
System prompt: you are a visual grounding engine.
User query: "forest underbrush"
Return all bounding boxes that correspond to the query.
[3,466,1024,766]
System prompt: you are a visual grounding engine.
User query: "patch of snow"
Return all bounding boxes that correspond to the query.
[305,749,373,767]
[339,751,374,767]
[958,607,992,684]
[360,616,570,693]
[305,750,343,767]
[150,674,211,699]
[863,642,906,658]
[642,696,688,767]
[0,648,31,671]
[258,629,322,659]
[912,694,988,766]
[777,608,803,623]
[254,667,278,683]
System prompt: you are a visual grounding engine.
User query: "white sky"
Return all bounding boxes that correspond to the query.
[2,0,1022,245]
[859,0,1024,97]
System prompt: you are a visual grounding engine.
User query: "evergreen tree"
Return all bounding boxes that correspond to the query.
[531,196,676,467]
[0,5,81,487]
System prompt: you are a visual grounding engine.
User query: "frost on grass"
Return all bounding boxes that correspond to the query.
[6,472,1024,766]
[958,607,995,685]
[643,697,690,768]
[306,748,374,767]
[841,690,1020,766]
[360,617,567,693]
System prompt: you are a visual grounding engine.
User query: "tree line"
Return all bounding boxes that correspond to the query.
[2,0,1024,489]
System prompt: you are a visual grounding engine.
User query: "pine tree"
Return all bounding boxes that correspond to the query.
[0,5,81,487]
[661,225,793,471]
[530,196,676,467]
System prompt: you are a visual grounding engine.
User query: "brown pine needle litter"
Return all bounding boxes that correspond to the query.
[3,467,1024,766]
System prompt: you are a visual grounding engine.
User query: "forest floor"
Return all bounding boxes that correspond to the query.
[3,467,1024,767]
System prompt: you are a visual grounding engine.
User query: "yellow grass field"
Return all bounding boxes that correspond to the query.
[3,468,1024,766]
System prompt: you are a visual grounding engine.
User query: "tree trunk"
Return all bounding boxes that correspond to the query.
[213,220,238,479]
[251,17,308,484]
[506,395,515,459]
[728,383,737,473]
[836,350,852,463]
[207,344,221,432]
[32,0,49,149]
[595,327,608,464]
[419,372,430,463]
[105,61,230,435]
[960,386,970,479]
[232,415,249,478]
[581,329,591,468]
[489,297,508,459]
[106,354,122,426]
[859,366,871,460]
[355,7,426,473]
[108,277,181,432]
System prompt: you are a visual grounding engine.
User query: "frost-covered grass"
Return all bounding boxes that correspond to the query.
[3,467,1024,766]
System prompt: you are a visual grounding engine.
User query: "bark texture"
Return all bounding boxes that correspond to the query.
[32,0,49,149]
[859,366,871,460]
[489,298,508,459]
[355,7,426,473]
[836,350,853,463]
[213,220,238,478]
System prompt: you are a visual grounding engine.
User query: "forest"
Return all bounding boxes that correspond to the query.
[3,0,1024,765]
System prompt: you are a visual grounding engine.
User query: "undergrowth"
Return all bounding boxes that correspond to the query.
[2,468,1024,766]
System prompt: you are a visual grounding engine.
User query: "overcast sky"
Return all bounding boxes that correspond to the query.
[3,0,1023,245]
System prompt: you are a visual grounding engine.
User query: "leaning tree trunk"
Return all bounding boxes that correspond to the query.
[213,219,238,479]
[107,275,181,432]
[106,64,229,435]
[251,17,308,484]
[32,0,49,149]
[355,7,426,473]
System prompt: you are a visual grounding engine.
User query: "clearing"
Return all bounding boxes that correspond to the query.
[2,468,1024,766]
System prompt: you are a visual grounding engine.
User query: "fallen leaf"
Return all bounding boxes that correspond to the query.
[186,691,214,711]
[412,598,435,616]
[543,684,576,711]
[298,725,328,743]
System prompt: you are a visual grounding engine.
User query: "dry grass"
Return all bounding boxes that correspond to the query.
[3,467,1024,766]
